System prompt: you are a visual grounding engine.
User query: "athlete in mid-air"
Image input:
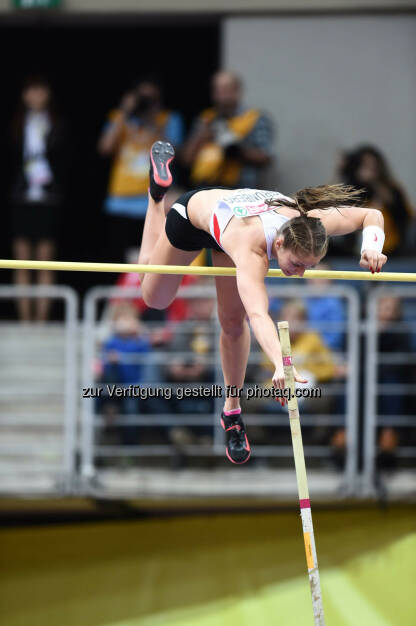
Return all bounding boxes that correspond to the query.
[137,141,387,465]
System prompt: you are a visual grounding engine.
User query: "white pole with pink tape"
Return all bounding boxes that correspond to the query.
[278,320,325,626]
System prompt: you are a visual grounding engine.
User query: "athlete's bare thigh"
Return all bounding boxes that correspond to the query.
[211,250,247,329]
[141,228,200,309]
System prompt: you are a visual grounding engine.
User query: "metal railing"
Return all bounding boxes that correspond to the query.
[81,284,360,495]
[1,282,414,500]
[0,286,78,494]
[363,286,416,496]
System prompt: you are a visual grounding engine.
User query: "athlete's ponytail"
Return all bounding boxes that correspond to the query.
[293,183,363,213]
[266,183,363,214]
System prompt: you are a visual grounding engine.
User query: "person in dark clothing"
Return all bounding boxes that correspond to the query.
[330,294,411,472]
[9,75,71,321]
[337,145,413,257]
[376,295,412,470]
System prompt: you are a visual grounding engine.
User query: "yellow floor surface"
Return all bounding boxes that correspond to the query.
[1,506,415,626]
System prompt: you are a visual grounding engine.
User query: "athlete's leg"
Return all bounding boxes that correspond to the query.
[138,190,167,272]
[138,141,175,272]
[137,142,199,309]
[212,250,251,464]
[212,250,250,411]
[140,226,199,309]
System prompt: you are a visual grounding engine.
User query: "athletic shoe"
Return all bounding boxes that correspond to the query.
[149,140,175,202]
[221,411,251,464]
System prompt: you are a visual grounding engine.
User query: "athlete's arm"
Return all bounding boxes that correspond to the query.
[311,206,387,273]
[234,249,306,392]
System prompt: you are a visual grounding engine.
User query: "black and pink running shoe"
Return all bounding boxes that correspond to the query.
[221,410,251,464]
[149,140,175,202]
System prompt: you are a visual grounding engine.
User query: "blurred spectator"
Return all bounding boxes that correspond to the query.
[253,300,344,455]
[9,75,71,321]
[164,280,216,454]
[376,295,412,469]
[336,145,414,256]
[99,303,152,446]
[331,295,412,472]
[269,263,346,351]
[260,300,340,397]
[98,77,184,262]
[182,71,274,189]
[305,262,346,351]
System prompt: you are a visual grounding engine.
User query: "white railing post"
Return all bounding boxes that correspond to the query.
[0,285,78,495]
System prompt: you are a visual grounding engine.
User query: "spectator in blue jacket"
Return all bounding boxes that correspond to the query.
[100,304,152,445]
[269,263,346,351]
[305,262,346,351]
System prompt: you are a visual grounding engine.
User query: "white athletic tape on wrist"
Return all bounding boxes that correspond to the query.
[361,225,385,255]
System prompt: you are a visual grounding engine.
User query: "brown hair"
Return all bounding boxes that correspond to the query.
[266,183,363,258]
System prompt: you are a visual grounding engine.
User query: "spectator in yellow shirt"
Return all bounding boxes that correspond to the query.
[182,71,274,189]
[261,299,337,385]
[98,77,184,262]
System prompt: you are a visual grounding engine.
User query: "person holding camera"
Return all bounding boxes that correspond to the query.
[98,77,184,262]
[182,71,274,189]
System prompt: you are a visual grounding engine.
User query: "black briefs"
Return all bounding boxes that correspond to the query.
[165,188,226,253]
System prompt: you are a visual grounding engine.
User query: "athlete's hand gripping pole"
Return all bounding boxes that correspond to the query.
[278,321,326,626]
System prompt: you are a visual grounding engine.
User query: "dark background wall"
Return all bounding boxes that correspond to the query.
[0,20,220,297]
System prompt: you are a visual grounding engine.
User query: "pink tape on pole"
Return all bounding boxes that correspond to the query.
[299,498,311,509]
[283,356,292,366]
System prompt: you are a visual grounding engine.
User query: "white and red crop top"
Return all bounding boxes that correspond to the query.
[209,188,292,260]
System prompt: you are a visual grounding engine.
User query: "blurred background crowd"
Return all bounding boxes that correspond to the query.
[4,69,415,309]
[0,9,415,481]
[1,7,415,626]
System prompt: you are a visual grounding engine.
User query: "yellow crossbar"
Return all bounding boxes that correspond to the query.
[0,259,415,282]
